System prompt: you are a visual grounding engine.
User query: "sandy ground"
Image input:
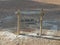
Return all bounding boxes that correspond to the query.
[32,0,60,5]
[0,30,60,45]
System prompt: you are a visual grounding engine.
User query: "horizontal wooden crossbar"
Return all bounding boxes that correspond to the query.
[19,34,60,40]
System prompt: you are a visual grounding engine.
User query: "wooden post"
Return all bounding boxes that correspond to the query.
[40,16,43,35]
[17,14,20,35]
[16,10,20,35]
[40,9,44,35]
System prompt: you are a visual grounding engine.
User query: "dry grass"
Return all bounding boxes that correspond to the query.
[0,36,60,45]
[0,30,60,45]
[15,37,60,45]
[42,29,60,36]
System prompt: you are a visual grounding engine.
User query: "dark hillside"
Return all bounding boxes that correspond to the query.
[0,0,60,31]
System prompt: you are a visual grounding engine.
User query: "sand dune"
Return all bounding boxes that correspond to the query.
[32,0,60,5]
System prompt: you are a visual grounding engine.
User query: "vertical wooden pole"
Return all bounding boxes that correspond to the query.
[17,14,20,35]
[40,16,43,35]
[16,10,21,45]
[16,10,20,35]
[40,9,44,35]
